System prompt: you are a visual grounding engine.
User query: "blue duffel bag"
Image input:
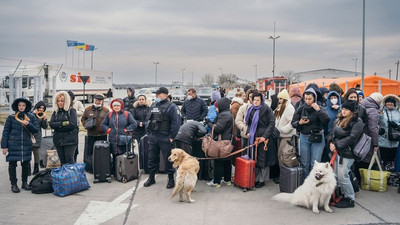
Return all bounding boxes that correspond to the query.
[51,163,90,197]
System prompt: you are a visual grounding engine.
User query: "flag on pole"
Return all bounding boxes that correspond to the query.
[85,45,95,51]
[75,43,86,50]
[67,40,78,47]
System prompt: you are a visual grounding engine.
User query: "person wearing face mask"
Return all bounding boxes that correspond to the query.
[81,94,109,172]
[325,91,342,134]
[344,89,367,124]
[181,88,208,122]
[144,87,181,189]
[2,98,38,193]
[291,88,330,178]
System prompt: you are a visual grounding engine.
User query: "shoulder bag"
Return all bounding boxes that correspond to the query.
[385,110,400,141]
[202,119,234,158]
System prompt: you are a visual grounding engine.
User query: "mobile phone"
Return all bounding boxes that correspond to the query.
[301,116,309,120]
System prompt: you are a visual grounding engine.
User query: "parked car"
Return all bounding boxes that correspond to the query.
[197,88,213,106]
[170,89,186,105]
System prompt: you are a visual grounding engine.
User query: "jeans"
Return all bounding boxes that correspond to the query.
[335,155,355,200]
[299,133,325,178]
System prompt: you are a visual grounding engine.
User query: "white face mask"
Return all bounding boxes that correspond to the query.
[187,95,193,100]
[330,98,338,105]
[94,103,102,108]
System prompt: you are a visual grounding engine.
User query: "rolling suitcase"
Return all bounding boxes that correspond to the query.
[115,139,139,183]
[279,165,304,193]
[92,140,112,183]
[233,148,256,192]
[83,135,93,173]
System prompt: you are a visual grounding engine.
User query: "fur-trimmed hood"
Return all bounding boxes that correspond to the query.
[53,91,71,112]
[231,97,243,105]
[383,94,400,110]
[133,100,151,108]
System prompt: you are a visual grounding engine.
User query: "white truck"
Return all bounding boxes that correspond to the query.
[2,64,113,105]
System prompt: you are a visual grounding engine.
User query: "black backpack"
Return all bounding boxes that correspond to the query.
[29,169,54,194]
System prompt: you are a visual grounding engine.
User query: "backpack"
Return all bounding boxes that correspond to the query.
[29,169,54,194]
[108,110,129,120]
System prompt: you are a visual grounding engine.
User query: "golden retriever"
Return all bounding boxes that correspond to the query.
[168,148,200,203]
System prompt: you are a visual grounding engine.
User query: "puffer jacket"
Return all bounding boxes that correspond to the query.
[328,117,364,159]
[32,101,48,148]
[236,102,251,138]
[378,95,400,148]
[123,87,137,114]
[175,121,207,145]
[81,104,109,136]
[1,112,38,162]
[207,97,233,141]
[132,101,150,140]
[50,91,78,147]
[361,97,380,147]
[325,91,342,133]
[181,96,208,122]
[291,88,330,135]
[102,99,137,154]
[275,100,296,138]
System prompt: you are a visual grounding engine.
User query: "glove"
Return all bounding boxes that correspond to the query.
[107,128,111,134]
[124,129,127,133]
[61,121,69,126]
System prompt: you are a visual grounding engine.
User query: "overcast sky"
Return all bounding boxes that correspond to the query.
[0,0,399,84]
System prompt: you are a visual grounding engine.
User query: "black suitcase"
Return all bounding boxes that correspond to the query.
[279,165,304,193]
[139,135,165,174]
[93,140,111,183]
[83,135,93,173]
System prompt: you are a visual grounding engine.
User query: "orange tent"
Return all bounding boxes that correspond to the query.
[289,75,400,97]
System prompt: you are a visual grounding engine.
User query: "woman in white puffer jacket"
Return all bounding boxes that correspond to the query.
[274,89,296,166]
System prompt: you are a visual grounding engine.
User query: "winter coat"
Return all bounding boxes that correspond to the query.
[325,91,342,133]
[1,112,38,162]
[71,100,85,126]
[236,102,251,138]
[101,109,137,154]
[32,101,48,148]
[181,96,208,122]
[106,89,113,98]
[275,100,296,138]
[147,99,181,140]
[230,97,243,135]
[361,97,380,147]
[246,103,277,167]
[328,117,364,159]
[378,95,400,148]
[291,88,330,135]
[81,104,109,136]
[205,101,218,133]
[132,101,150,140]
[50,91,79,147]
[208,98,234,141]
[123,87,137,114]
[175,121,207,145]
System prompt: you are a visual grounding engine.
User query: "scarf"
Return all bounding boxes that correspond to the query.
[245,98,264,151]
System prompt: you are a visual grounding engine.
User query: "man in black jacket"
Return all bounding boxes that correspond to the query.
[123,87,137,114]
[174,121,207,155]
[181,88,208,122]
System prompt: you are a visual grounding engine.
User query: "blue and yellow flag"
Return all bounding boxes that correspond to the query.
[75,43,85,50]
[67,40,77,47]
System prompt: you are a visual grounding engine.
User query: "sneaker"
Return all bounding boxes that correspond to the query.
[335,197,355,208]
[214,183,221,188]
[225,181,232,186]
[207,179,215,186]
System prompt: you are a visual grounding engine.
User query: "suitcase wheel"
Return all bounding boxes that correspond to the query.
[251,187,256,191]
[107,179,112,183]
[122,176,127,183]
[243,188,247,192]
[93,180,98,184]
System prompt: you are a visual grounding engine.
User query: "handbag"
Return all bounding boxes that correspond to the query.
[85,117,96,130]
[353,133,371,161]
[46,150,61,168]
[359,151,391,192]
[308,129,323,143]
[202,125,234,158]
[118,134,133,146]
[51,163,90,197]
[385,110,400,141]
[23,125,36,144]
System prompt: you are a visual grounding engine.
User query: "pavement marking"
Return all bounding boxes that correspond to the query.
[355,201,388,224]
[74,174,153,225]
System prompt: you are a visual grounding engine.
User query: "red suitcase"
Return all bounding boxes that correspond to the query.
[233,156,256,192]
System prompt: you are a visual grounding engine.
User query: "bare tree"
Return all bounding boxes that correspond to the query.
[201,73,215,86]
[218,73,238,89]
[281,70,300,85]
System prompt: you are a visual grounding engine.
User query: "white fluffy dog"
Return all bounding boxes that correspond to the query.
[273,161,337,214]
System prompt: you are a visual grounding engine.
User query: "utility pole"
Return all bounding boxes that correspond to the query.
[269,21,280,91]
[361,0,366,91]
[389,69,392,79]
[396,61,399,81]
[153,62,159,85]
[352,58,358,76]
[253,65,258,83]
[181,68,186,86]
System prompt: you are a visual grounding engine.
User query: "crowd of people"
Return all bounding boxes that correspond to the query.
[1,84,399,209]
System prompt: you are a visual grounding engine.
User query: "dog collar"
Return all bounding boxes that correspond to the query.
[315,182,324,187]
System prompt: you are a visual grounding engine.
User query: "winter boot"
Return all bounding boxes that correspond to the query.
[21,181,31,191]
[166,173,175,189]
[144,172,156,187]
[11,183,20,193]
[40,160,45,168]
[32,163,39,175]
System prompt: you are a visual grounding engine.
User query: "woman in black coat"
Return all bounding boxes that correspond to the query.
[50,91,78,165]
[206,97,234,188]
[132,95,150,143]
[328,100,364,208]
[1,98,38,193]
[246,92,276,188]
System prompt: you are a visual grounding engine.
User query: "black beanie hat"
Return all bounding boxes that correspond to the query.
[342,100,357,113]
[385,97,397,106]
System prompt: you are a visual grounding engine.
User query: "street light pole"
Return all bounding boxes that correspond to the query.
[352,58,358,76]
[218,68,222,76]
[191,71,194,87]
[253,65,258,83]
[153,62,159,85]
[181,68,186,86]
[269,21,280,92]
[396,61,399,81]
[361,0,366,91]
